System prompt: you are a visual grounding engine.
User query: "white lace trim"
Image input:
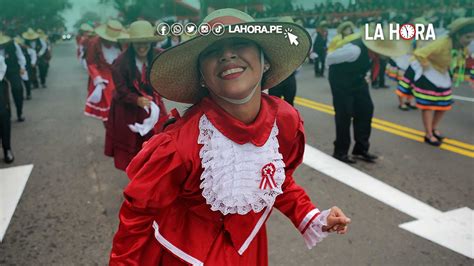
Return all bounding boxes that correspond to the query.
[302,209,330,249]
[198,114,285,215]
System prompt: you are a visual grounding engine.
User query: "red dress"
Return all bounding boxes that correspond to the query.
[110,94,329,265]
[84,36,120,121]
[104,51,168,171]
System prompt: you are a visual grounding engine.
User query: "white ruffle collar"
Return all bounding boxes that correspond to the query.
[198,114,285,215]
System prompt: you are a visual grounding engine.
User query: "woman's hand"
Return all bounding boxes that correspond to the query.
[322,206,351,234]
[137,96,151,108]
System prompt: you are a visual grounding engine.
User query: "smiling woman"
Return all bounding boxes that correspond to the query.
[109,8,351,266]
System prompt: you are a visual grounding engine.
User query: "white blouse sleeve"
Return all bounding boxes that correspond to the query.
[326,43,361,66]
[14,43,26,70]
[28,48,37,66]
[0,55,7,80]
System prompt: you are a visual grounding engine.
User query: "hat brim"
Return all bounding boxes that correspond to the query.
[95,25,128,42]
[362,38,412,57]
[118,36,165,43]
[337,22,355,34]
[150,22,311,104]
[22,33,39,40]
[448,17,474,35]
[0,39,11,45]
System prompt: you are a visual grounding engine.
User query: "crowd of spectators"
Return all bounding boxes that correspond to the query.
[247,0,472,29]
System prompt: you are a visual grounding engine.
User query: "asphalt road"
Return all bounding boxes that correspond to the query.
[0,42,472,265]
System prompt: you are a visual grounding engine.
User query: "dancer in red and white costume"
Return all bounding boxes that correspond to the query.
[84,20,127,121]
[110,9,351,265]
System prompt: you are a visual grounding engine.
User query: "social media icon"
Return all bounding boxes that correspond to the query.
[156,23,170,36]
[171,23,184,36]
[212,23,225,36]
[199,23,211,35]
[185,23,197,35]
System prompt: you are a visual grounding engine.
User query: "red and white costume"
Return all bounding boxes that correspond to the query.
[110,94,330,265]
[84,36,121,121]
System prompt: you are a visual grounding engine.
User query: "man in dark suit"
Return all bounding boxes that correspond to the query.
[312,21,328,77]
[0,53,14,163]
[0,33,26,122]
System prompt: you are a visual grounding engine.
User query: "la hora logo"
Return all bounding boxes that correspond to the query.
[365,23,436,41]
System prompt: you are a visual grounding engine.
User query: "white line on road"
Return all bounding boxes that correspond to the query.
[302,145,473,259]
[0,164,33,242]
[453,95,474,102]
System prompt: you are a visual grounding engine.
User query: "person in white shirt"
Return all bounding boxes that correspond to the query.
[0,32,26,121]
[15,36,36,100]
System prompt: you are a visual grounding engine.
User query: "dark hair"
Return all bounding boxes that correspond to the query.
[127,43,155,94]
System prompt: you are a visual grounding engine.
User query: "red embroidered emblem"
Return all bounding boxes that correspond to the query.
[260,163,277,190]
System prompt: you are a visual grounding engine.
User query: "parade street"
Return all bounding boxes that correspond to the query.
[0,41,472,265]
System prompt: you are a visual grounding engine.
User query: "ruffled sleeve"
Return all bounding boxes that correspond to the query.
[274,111,330,249]
[110,133,189,265]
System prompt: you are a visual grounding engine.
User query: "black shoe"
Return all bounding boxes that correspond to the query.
[26,95,32,100]
[424,136,442,146]
[33,84,39,89]
[398,104,409,111]
[432,130,445,141]
[379,85,389,89]
[17,116,25,122]
[333,154,357,164]
[352,151,378,162]
[406,102,417,110]
[4,149,14,163]
[41,83,46,88]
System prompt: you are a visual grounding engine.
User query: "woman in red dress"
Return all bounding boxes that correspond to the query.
[110,9,351,265]
[84,20,128,121]
[105,21,168,171]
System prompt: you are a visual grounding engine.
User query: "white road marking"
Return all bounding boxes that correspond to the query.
[400,207,473,259]
[0,164,34,242]
[303,145,473,258]
[453,95,474,103]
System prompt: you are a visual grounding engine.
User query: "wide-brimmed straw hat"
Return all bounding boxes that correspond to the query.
[22,28,39,40]
[149,8,311,104]
[14,36,25,45]
[362,25,412,57]
[118,20,164,43]
[337,21,356,34]
[80,23,94,32]
[0,32,11,45]
[95,20,128,42]
[447,17,474,35]
[36,29,48,39]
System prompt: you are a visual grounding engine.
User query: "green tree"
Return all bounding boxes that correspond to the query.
[0,0,71,33]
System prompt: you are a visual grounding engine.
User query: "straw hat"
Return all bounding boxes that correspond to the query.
[36,29,48,39]
[447,17,474,35]
[318,20,328,28]
[22,28,40,40]
[14,36,25,45]
[362,25,412,57]
[0,32,11,45]
[94,20,128,42]
[118,20,164,43]
[337,21,356,34]
[80,23,94,32]
[149,8,312,104]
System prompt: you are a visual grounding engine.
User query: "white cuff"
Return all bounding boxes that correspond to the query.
[93,76,108,86]
[301,209,330,249]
